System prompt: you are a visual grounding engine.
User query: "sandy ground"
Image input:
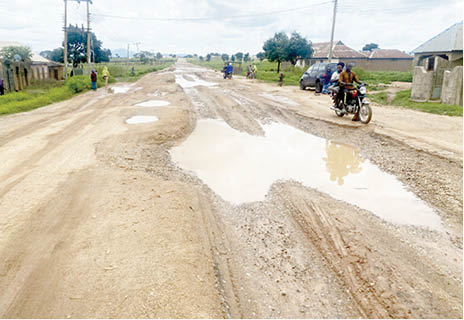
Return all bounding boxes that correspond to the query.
[0,60,461,318]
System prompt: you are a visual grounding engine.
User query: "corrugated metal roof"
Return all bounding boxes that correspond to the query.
[369,49,412,59]
[412,21,463,53]
[312,41,368,59]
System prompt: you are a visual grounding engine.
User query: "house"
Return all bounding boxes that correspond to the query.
[411,22,463,105]
[30,53,64,81]
[363,49,413,72]
[0,41,31,93]
[296,41,368,68]
[296,41,413,72]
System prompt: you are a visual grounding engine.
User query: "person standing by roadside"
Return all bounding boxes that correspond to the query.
[91,69,97,91]
[278,73,284,87]
[102,66,110,90]
[252,65,257,79]
[246,64,252,79]
[0,78,4,96]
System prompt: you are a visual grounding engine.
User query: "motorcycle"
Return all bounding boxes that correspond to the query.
[223,71,232,79]
[330,83,372,124]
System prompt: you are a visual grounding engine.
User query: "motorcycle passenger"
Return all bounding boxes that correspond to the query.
[339,63,362,121]
[328,62,344,107]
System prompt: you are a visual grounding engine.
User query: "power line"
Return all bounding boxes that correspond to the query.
[91,1,333,22]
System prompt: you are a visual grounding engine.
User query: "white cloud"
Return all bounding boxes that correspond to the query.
[0,0,461,55]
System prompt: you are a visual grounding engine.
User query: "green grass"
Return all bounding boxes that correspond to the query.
[371,89,462,116]
[0,59,176,116]
[188,58,303,86]
[353,68,412,86]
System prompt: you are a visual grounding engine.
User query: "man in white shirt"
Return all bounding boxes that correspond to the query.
[328,62,345,107]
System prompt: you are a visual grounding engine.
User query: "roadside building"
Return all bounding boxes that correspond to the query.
[0,41,32,93]
[296,41,413,72]
[31,53,64,81]
[363,49,413,72]
[411,22,463,105]
[296,41,368,68]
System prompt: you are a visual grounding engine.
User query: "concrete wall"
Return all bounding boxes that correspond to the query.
[411,66,434,100]
[441,66,463,105]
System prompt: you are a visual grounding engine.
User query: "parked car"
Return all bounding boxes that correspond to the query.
[299,62,337,92]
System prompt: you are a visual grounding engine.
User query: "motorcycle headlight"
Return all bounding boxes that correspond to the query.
[362,98,370,104]
[359,87,367,95]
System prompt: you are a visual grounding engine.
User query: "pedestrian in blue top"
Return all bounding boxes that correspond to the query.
[321,68,333,94]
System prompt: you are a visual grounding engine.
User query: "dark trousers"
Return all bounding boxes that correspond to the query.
[0,85,4,96]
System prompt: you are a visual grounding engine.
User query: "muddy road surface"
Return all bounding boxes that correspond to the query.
[0,60,461,318]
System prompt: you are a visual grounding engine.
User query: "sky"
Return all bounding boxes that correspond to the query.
[0,0,462,56]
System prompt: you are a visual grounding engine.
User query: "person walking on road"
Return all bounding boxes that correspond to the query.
[278,73,284,87]
[252,65,258,79]
[91,69,97,91]
[102,66,110,90]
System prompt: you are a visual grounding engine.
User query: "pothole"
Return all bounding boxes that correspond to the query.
[125,115,158,124]
[170,119,442,230]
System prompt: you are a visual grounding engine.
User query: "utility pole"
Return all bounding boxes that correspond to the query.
[86,0,91,71]
[127,43,130,66]
[63,0,68,79]
[328,0,338,62]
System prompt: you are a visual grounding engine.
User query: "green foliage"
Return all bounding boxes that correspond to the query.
[362,43,379,51]
[221,53,229,62]
[256,52,264,61]
[262,31,312,71]
[235,52,243,61]
[0,46,32,65]
[287,32,312,65]
[206,53,211,61]
[244,53,250,62]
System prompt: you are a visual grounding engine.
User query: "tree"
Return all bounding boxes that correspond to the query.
[199,56,204,61]
[287,32,312,65]
[43,24,111,65]
[362,43,379,51]
[244,52,250,62]
[231,55,235,62]
[262,32,289,73]
[156,52,163,59]
[0,45,32,66]
[134,51,154,64]
[206,53,211,61]
[256,52,264,61]
[235,52,243,62]
[221,53,229,62]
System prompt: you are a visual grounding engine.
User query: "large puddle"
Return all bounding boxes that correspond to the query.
[113,86,131,94]
[170,119,442,230]
[125,115,158,124]
[135,100,170,107]
[175,73,217,89]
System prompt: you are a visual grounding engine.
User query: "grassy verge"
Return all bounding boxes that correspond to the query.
[371,89,462,116]
[188,58,413,89]
[0,59,176,116]
[188,58,303,86]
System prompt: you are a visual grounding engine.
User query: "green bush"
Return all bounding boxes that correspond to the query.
[65,76,89,93]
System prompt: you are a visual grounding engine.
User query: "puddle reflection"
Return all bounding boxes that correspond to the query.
[324,141,365,186]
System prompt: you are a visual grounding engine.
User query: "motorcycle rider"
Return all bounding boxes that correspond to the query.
[339,63,362,121]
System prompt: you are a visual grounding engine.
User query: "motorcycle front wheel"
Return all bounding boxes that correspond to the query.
[359,104,372,124]
[335,101,345,117]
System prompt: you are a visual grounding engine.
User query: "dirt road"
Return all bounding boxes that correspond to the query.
[0,60,461,318]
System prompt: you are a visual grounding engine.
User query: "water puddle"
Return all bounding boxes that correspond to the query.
[175,73,217,89]
[258,93,299,107]
[113,86,131,94]
[170,119,442,230]
[125,115,158,124]
[135,100,170,107]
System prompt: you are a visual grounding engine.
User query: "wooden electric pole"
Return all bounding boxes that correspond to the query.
[87,0,91,70]
[63,0,68,79]
[328,0,338,62]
